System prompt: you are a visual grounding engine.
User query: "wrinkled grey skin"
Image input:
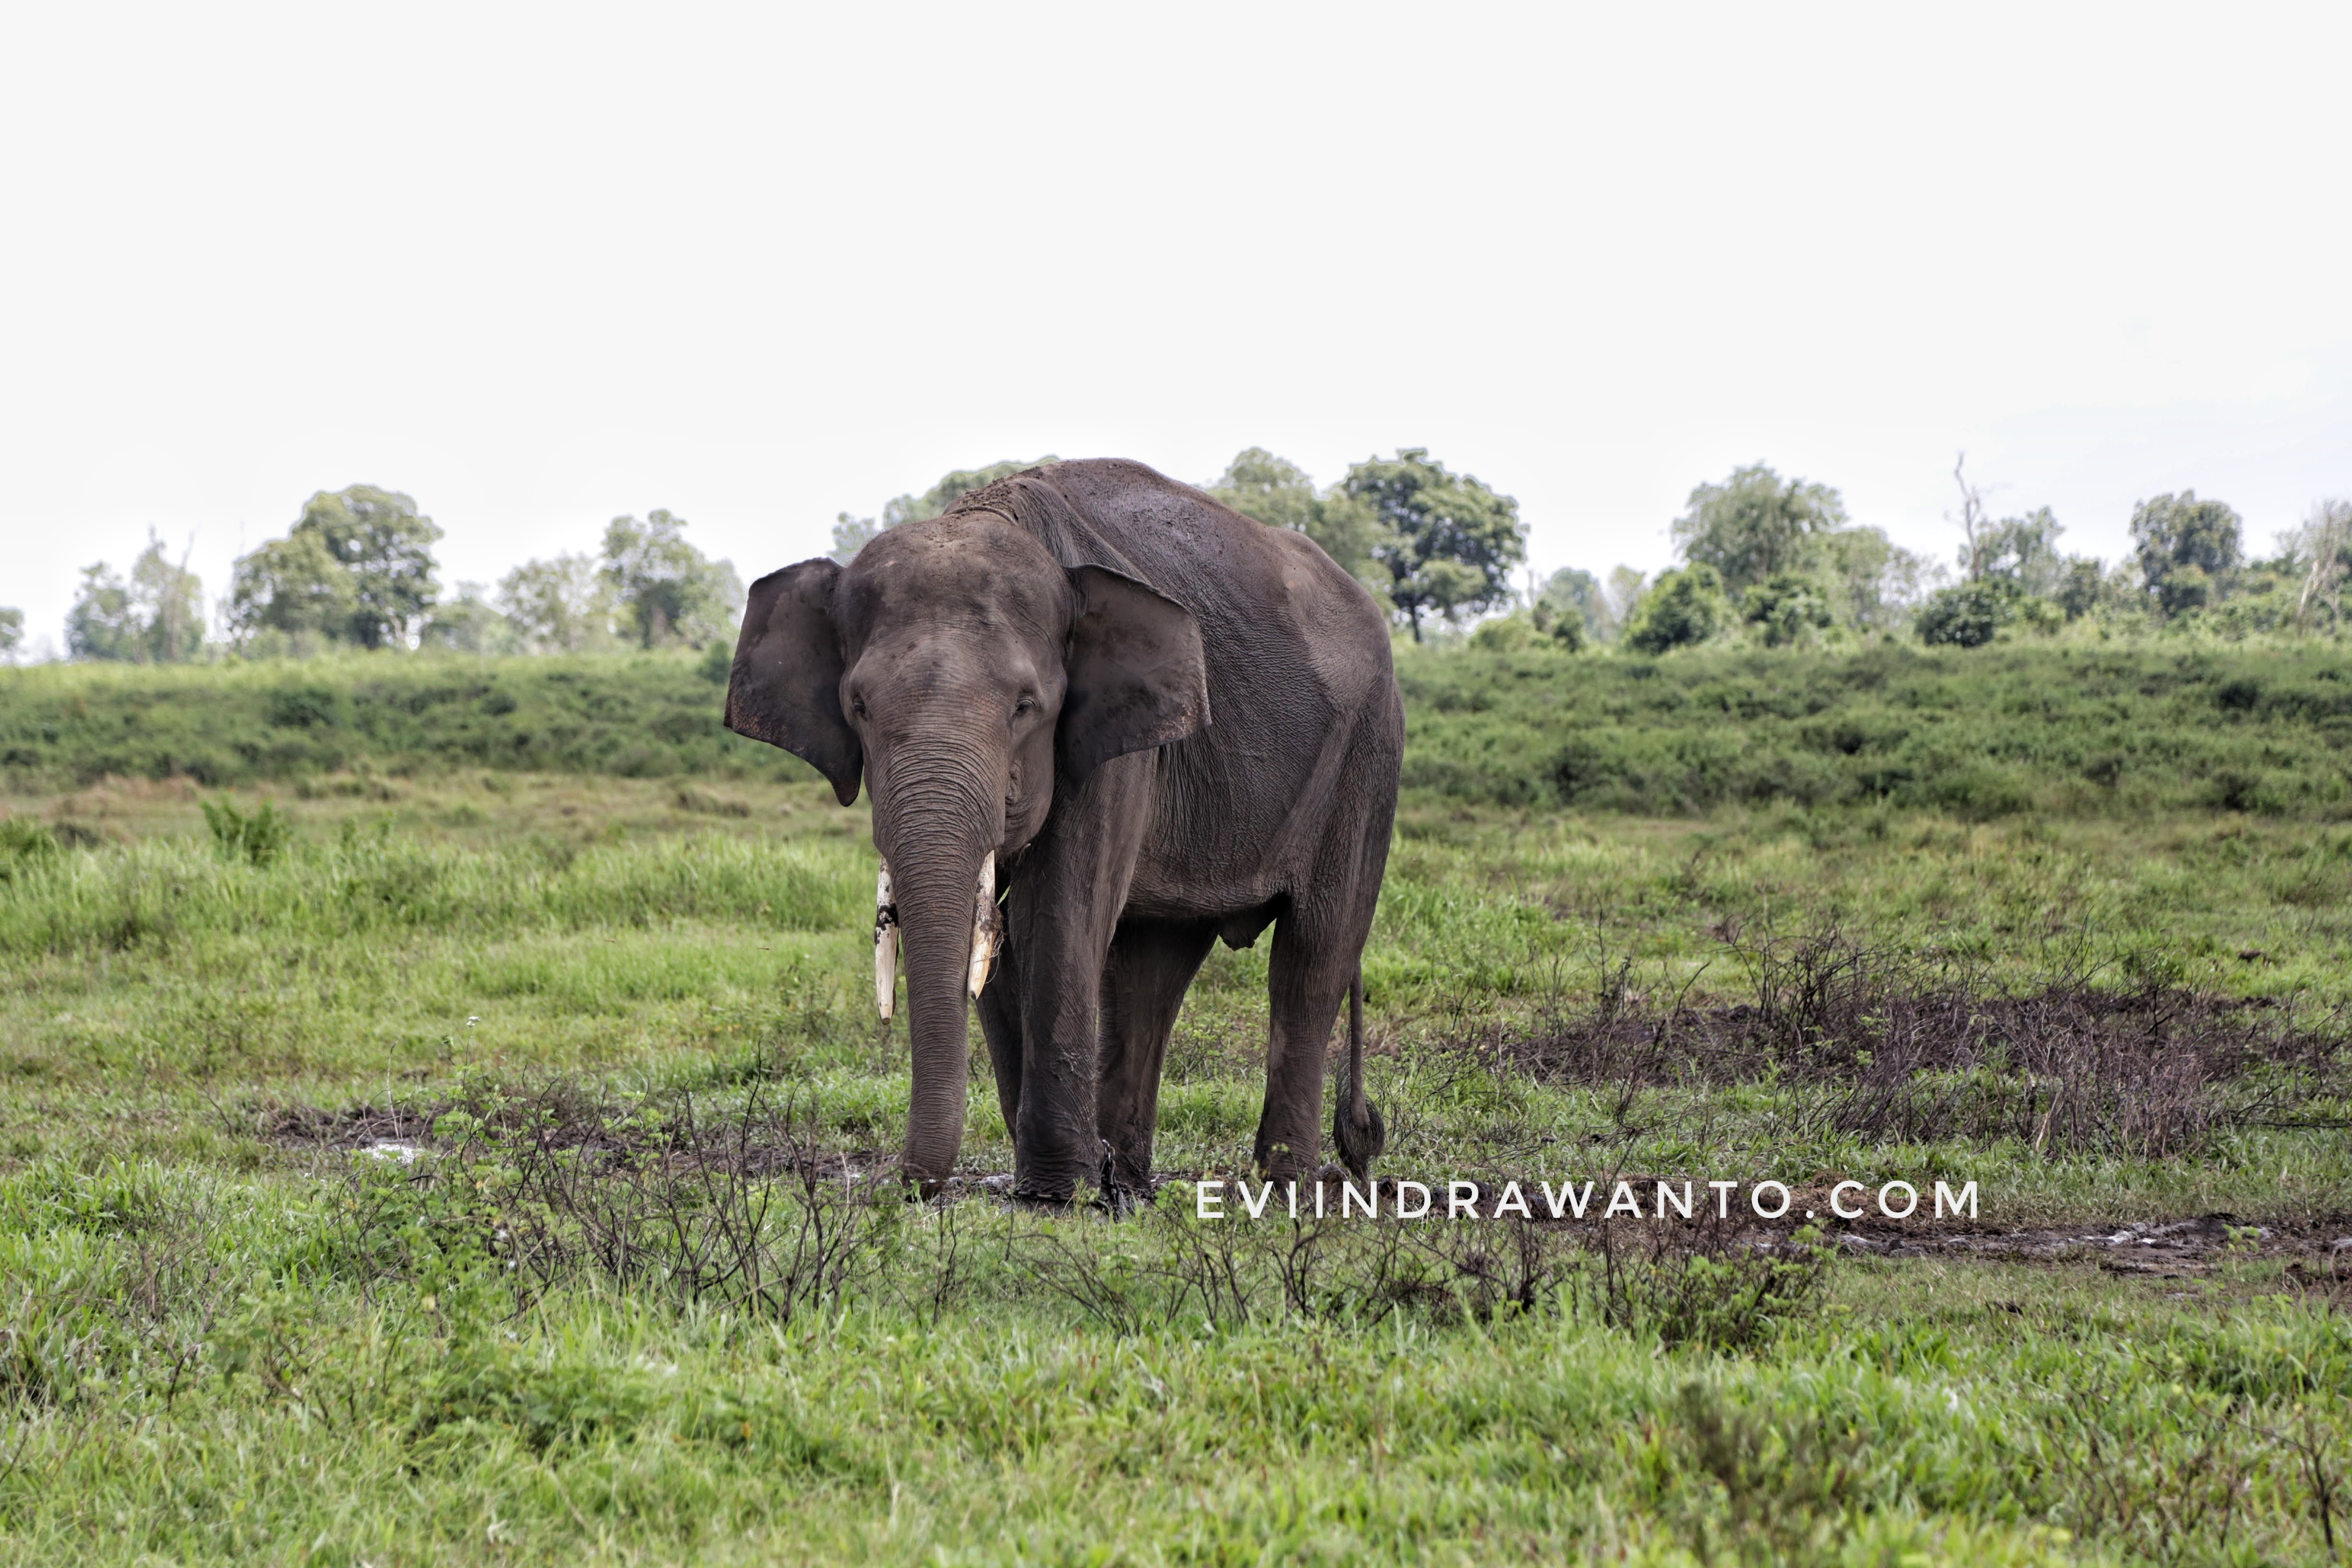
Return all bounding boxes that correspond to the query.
[726,459,1400,1201]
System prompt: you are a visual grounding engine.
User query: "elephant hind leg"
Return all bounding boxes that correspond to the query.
[1253,907,1364,1185]
[1095,918,1217,1196]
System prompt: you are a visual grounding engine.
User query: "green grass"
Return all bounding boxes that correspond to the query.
[0,648,794,790]
[3,643,2352,1563]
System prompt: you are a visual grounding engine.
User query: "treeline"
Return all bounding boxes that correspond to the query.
[9,453,2350,668]
[834,448,1530,645]
[1479,462,2352,656]
[24,490,744,667]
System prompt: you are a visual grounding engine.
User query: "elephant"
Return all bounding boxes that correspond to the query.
[724,458,1401,1202]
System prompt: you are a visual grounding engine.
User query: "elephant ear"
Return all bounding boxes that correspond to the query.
[1059,564,1210,781]
[725,559,863,805]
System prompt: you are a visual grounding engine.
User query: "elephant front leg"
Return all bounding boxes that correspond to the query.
[1006,756,1153,1203]
[1095,918,1218,1197]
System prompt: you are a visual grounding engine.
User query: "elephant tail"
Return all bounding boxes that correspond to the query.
[1332,965,1386,1180]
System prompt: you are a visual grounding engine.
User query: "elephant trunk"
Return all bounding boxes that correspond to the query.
[872,752,1004,1188]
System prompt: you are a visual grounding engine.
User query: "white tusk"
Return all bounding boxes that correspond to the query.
[873,859,897,1020]
[967,851,1000,999]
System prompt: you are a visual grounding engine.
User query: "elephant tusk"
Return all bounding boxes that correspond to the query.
[873,859,897,1020]
[967,851,1000,999]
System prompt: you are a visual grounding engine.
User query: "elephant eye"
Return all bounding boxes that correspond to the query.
[850,697,869,720]
[1013,696,1036,717]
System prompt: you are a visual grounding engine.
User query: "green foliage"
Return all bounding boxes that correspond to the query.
[1671,464,1848,594]
[1345,448,1526,641]
[66,531,204,664]
[2057,557,2108,620]
[0,690,2351,1558]
[0,606,21,661]
[1965,505,2067,595]
[64,560,141,661]
[198,797,291,867]
[1740,572,1835,648]
[416,584,517,655]
[1916,581,2016,647]
[1664,464,1929,638]
[0,817,59,881]
[226,486,444,652]
[224,526,357,650]
[1399,640,2352,818]
[2133,490,2244,615]
[1535,566,1611,644]
[601,510,742,650]
[1816,525,1928,634]
[1623,563,1731,653]
[497,552,613,653]
[0,653,814,790]
[297,486,444,648]
[1467,615,1552,655]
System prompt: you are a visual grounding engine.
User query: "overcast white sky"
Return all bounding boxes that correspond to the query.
[4,2,2349,655]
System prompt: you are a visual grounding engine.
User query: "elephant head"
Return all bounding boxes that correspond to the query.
[724,510,1208,1184]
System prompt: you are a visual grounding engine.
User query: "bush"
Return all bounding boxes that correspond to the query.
[1624,565,1730,653]
[201,798,293,868]
[1740,573,1835,648]
[0,653,817,791]
[1397,642,2352,817]
[1915,583,2015,647]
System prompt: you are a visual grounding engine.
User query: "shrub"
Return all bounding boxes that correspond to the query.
[0,818,59,881]
[1624,565,1731,653]
[1915,583,2014,647]
[201,798,292,868]
[1740,573,1834,648]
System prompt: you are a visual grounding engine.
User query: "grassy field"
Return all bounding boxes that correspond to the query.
[3,645,2350,1564]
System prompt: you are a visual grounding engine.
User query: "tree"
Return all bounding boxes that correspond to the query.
[1622,564,1730,653]
[131,531,204,662]
[1742,572,1834,647]
[832,457,1060,563]
[1671,464,1848,595]
[1344,449,1526,642]
[2293,498,2352,629]
[2130,491,2243,616]
[1818,526,1929,633]
[227,528,358,647]
[1605,566,1648,632]
[66,531,205,662]
[499,553,615,652]
[0,608,21,663]
[224,486,440,651]
[1949,456,2066,598]
[291,486,442,647]
[1916,583,2013,647]
[419,583,518,654]
[1535,566,1612,644]
[65,563,140,661]
[602,510,743,648]
[2056,558,2109,621]
[1206,449,1388,586]
[1972,507,2066,596]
